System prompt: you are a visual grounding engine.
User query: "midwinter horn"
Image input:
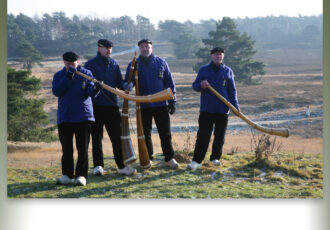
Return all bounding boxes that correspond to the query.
[207,85,289,138]
[134,65,151,169]
[121,52,137,165]
[75,71,174,103]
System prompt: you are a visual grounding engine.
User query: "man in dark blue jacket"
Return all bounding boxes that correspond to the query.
[125,39,179,169]
[188,47,240,171]
[85,39,135,176]
[52,51,102,186]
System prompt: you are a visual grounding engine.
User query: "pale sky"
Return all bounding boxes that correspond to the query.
[8,0,322,24]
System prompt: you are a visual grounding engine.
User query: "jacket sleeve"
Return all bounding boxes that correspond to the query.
[163,61,176,104]
[84,70,100,98]
[227,69,240,110]
[114,64,125,90]
[192,68,204,92]
[52,71,73,97]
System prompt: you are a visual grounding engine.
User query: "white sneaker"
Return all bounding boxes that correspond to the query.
[117,165,136,176]
[93,166,104,176]
[56,175,74,185]
[165,158,179,169]
[211,159,221,166]
[187,161,201,171]
[75,176,87,186]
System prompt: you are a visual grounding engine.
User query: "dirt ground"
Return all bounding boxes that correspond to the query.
[7,47,323,168]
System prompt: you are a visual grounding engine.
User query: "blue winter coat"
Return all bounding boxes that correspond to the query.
[125,54,176,108]
[85,53,125,107]
[192,62,239,114]
[52,66,96,125]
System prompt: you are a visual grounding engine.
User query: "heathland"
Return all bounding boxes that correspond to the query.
[7,44,323,198]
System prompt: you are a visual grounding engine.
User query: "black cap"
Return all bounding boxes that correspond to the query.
[98,39,113,48]
[62,51,79,62]
[138,39,152,46]
[211,47,225,54]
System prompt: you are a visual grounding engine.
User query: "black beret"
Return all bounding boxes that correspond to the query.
[98,39,113,48]
[138,39,152,46]
[62,51,79,62]
[211,47,225,54]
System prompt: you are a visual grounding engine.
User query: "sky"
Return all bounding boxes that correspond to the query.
[8,0,322,24]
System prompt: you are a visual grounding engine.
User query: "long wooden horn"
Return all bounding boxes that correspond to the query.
[75,71,174,103]
[207,85,289,137]
[134,65,151,169]
[121,52,137,165]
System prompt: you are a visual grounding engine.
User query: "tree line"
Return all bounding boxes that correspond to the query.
[8,12,322,61]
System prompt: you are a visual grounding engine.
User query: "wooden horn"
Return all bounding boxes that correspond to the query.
[134,65,151,169]
[121,52,137,165]
[75,71,174,103]
[207,85,289,138]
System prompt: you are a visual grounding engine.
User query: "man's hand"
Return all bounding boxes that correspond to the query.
[66,66,76,80]
[167,103,176,115]
[93,81,103,93]
[201,80,210,89]
[123,82,133,92]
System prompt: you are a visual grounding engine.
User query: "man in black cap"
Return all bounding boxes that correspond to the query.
[124,39,179,169]
[188,47,240,171]
[85,39,135,176]
[52,51,102,186]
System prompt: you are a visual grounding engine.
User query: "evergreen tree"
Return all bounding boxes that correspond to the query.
[7,66,57,142]
[16,40,44,70]
[194,17,266,84]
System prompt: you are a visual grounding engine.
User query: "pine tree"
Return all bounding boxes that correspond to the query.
[7,66,57,142]
[16,40,44,70]
[193,17,266,84]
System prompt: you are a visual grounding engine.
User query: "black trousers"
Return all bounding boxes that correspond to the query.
[58,122,91,179]
[141,106,174,162]
[91,106,124,169]
[193,112,228,163]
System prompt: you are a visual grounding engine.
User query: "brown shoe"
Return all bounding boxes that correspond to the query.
[165,158,179,169]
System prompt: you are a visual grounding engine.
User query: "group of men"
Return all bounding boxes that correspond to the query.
[52,38,240,186]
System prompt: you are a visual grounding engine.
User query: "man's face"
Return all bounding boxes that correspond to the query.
[64,60,79,70]
[139,43,152,57]
[211,52,224,65]
[98,46,112,57]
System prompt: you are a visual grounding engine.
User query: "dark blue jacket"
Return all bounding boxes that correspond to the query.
[192,62,239,114]
[85,53,125,107]
[125,54,176,108]
[52,66,96,125]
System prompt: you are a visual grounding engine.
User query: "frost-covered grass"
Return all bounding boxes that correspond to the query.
[7,151,322,198]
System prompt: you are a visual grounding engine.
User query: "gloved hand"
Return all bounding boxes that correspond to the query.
[66,66,76,80]
[167,103,176,115]
[123,82,133,92]
[93,81,103,93]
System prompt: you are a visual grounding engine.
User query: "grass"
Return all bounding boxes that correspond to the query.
[7,150,322,198]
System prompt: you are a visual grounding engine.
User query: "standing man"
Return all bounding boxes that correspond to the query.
[125,39,179,169]
[85,39,135,176]
[188,47,240,171]
[52,51,102,186]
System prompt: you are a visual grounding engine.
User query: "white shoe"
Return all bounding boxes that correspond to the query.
[56,175,74,185]
[187,161,201,171]
[117,166,136,176]
[93,166,104,176]
[165,158,179,169]
[75,176,87,186]
[211,159,221,166]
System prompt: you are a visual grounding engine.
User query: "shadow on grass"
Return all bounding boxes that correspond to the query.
[59,169,187,198]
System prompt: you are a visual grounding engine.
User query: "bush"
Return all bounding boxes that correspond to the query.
[7,66,57,142]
